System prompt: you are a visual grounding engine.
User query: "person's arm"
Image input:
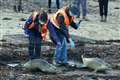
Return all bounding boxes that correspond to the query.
[24,16,33,29]
[70,19,81,30]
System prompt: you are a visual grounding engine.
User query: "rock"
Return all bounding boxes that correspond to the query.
[83,76,95,80]
[22,59,59,73]
[82,55,111,72]
[2,17,12,20]
[116,63,120,69]
[114,7,120,9]
[19,18,26,21]
[117,63,120,67]
[0,39,7,42]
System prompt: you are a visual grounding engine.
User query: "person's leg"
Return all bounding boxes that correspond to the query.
[77,0,81,8]
[54,41,62,64]
[81,0,87,17]
[104,0,108,22]
[81,0,89,21]
[56,0,60,9]
[34,36,41,59]
[99,0,104,21]
[18,5,20,12]
[28,34,35,59]
[53,34,62,65]
[72,0,81,17]
[13,5,17,12]
[48,0,52,13]
[61,37,68,64]
[47,21,62,64]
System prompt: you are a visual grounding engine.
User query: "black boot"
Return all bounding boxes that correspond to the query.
[100,16,104,22]
[83,16,89,21]
[104,16,107,22]
[48,9,51,13]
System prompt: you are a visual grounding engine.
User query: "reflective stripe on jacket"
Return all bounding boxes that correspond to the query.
[50,8,70,29]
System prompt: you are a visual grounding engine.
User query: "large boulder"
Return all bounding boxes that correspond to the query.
[82,55,111,72]
[23,59,60,73]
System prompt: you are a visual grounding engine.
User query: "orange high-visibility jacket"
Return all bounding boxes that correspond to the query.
[50,8,71,29]
[28,11,38,29]
[41,22,48,41]
[28,11,48,41]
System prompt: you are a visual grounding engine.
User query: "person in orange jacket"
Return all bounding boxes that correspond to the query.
[24,9,48,59]
[47,4,81,66]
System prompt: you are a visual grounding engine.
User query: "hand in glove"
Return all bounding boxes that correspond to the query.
[69,38,75,49]
[76,22,80,29]
[73,17,82,29]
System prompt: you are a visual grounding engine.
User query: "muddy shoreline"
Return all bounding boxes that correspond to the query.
[0,36,120,80]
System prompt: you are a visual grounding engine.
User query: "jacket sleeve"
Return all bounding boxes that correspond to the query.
[24,16,33,29]
[70,20,80,30]
[56,14,70,42]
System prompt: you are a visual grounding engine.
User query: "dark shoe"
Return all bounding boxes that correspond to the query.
[54,63,62,67]
[103,17,107,22]
[61,63,69,68]
[100,19,104,22]
[48,9,51,13]
[53,61,62,67]
[100,16,104,22]
[83,17,89,21]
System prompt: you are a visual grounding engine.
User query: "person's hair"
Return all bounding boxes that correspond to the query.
[38,10,48,23]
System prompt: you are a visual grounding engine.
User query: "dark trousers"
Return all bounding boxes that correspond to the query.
[18,5,23,12]
[28,33,41,59]
[73,0,87,17]
[98,0,108,17]
[48,0,60,12]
